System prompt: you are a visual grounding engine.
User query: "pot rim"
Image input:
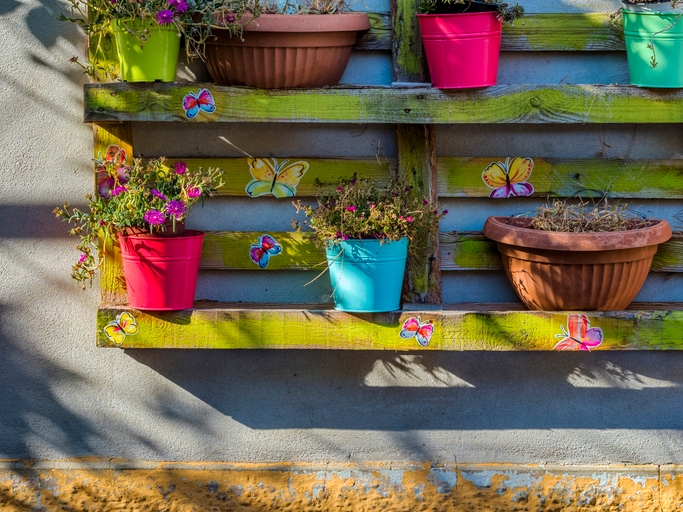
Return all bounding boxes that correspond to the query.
[211,12,370,33]
[483,216,672,251]
[118,229,205,241]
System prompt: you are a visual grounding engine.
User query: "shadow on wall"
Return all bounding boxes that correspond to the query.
[127,349,683,431]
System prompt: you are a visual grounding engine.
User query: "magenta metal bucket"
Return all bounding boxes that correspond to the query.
[417,12,502,89]
[119,230,204,311]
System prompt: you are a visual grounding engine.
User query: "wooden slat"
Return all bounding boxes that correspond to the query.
[355,13,392,51]
[356,13,626,53]
[170,157,393,197]
[437,157,683,199]
[84,84,683,124]
[440,232,683,272]
[501,13,623,52]
[201,232,323,270]
[97,303,683,349]
[391,0,428,83]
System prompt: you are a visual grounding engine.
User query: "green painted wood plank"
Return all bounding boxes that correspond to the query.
[356,12,392,51]
[201,232,324,270]
[97,303,683,349]
[355,13,627,53]
[440,232,683,272]
[169,158,393,197]
[502,13,624,52]
[437,157,683,199]
[84,84,683,124]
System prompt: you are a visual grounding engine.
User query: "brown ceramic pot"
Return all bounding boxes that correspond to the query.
[204,13,370,88]
[483,216,672,311]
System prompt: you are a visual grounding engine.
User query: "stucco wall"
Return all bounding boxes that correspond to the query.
[2,0,683,495]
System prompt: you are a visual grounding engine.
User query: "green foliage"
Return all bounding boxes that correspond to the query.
[416,0,524,23]
[293,175,446,259]
[54,157,223,288]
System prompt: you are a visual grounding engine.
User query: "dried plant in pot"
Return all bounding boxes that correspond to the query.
[195,0,370,88]
[55,157,223,310]
[483,199,672,311]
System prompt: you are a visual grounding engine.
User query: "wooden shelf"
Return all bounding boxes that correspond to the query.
[84,83,683,125]
[98,302,683,350]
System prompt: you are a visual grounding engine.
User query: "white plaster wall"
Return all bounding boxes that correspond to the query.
[2,0,683,468]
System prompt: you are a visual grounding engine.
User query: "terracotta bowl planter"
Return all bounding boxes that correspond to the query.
[204,13,370,88]
[483,216,672,311]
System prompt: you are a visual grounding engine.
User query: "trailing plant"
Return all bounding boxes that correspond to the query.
[292,174,447,259]
[417,0,524,23]
[527,198,652,233]
[54,157,223,288]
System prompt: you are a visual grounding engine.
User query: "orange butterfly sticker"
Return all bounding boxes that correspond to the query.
[482,157,534,198]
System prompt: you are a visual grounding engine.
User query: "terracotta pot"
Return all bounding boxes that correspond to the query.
[204,13,370,88]
[483,216,672,311]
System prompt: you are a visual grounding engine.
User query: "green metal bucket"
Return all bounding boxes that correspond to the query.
[325,238,408,313]
[112,20,180,82]
[623,8,683,88]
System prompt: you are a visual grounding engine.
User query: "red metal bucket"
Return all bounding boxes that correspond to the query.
[417,11,502,89]
[118,230,204,310]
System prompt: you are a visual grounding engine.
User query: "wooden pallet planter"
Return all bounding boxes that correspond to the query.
[88,9,683,349]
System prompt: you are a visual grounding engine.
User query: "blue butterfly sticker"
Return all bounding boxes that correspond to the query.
[182,88,216,119]
[249,234,283,269]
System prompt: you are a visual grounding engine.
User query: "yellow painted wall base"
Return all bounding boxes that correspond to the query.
[0,461,682,511]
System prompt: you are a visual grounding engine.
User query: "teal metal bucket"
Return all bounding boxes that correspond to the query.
[325,238,409,313]
[623,8,683,88]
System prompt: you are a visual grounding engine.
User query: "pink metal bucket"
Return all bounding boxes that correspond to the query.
[118,230,204,311]
[417,12,502,89]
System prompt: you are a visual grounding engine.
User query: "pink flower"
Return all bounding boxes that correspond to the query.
[369,203,375,209]
[111,186,127,196]
[165,199,187,219]
[187,187,201,198]
[78,253,87,263]
[156,9,174,24]
[143,209,166,226]
[151,189,167,201]
[343,235,349,240]
[174,161,187,174]
[168,0,188,12]
[335,231,343,238]
[345,206,356,212]
[399,216,404,220]
[336,187,343,193]
[406,216,413,223]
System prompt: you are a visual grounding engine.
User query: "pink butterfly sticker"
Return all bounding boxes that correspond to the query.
[482,157,534,198]
[553,314,603,351]
[399,316,434,347]
[249,234,282,269]
[182,88,216,119]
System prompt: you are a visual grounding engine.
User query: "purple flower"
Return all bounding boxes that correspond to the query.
[406,216,413,223]
[423,199,429,205]
[144,209,166,226]
[110,0,116,4]
[187,187,201,198]
[404,186,410,193]
[151,189,167,201]
[343,235,349,240]
[391,192,398,197]
[174,161,187,175]
[111,186,127,196]
[350,173,357,185]
[336,187,343,193]
[78,253,87,263]
[226,13,236,23]
[165,199,187,219]
[335,231,343,238]
[345,206,356,212]
[443,209,448,215]
[168,0,188,12]
[156,9,174,25]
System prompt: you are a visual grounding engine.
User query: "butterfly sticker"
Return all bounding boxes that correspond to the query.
[399,316,435,347]
[245,158,309,198]
[182,88,216,119]
[103,312,138,346]
[482,157,534,199]
[95,145,129,199]
[249,234,283,269]
[553,314,603,351]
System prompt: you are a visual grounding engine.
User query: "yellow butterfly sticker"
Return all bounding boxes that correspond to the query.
[245,158,309,198]
[482,157,534,198]
[103,312,138,346]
